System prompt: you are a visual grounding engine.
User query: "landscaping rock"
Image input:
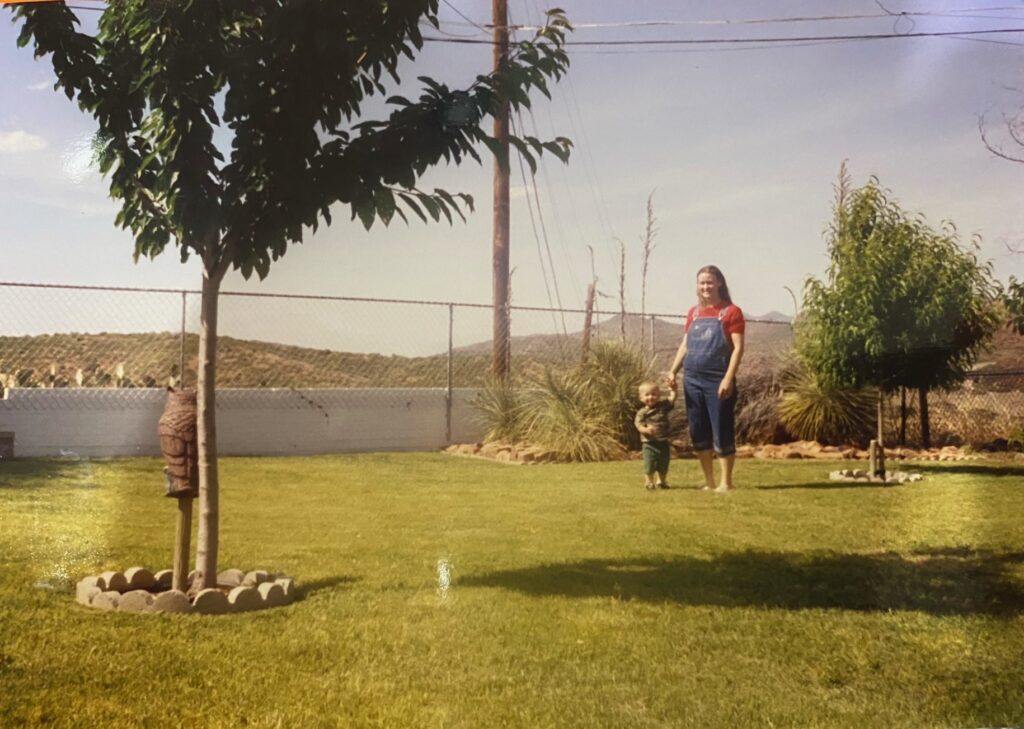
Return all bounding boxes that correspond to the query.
[242,570,270,587]
[92,591,121,610]
[153,569,174,589]
[227,586,262,612]
[118,590,154,613]
[257,581,286,607]
[274,577,295,601]
[97,571,127,593]
[76,583,100,606]
[828,469,922,485]
[192,588,230,615]
[124,567,155,591]
[217,569,245,588]
[152,590,191,614]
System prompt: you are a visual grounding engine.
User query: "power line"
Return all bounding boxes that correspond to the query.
[440,0,489,33]
[441,7,1024,31]
[425,25,1024,46]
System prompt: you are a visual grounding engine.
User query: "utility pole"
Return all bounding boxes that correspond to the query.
[492,0,511,380]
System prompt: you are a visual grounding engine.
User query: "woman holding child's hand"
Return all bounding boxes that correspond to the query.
[667,265,745,492]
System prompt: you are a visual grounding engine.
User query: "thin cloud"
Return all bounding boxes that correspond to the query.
[27,80,51,91]
[0,130,48,154]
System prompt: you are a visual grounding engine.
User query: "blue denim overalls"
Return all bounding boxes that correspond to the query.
[683,306,737,456]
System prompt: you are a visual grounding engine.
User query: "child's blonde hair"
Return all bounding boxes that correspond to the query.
[638,380,660,397]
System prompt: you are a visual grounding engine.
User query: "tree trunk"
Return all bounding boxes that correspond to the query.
[919,386,931,449]
[899,387,907,447]
[875,389,886,480]
[194,266,225,590]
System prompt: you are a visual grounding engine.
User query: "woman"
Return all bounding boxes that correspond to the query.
[667,265,745,492]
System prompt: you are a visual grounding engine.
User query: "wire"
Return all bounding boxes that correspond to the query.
[424,26,1024,46]
[440,0,489,33]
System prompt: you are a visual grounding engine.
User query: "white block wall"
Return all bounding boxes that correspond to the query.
[0,388,485,458]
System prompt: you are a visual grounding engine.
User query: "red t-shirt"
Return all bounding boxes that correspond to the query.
[684,303,745,337]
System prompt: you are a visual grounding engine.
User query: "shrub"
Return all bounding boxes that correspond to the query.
[779,360,876,445]
[735,364,786,445]
[473,341,648,461]
[474,375,529,443]
[519,367,626,462]
[576,340,650,450]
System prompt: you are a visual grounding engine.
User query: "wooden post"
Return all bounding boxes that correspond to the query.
[445,303,454,445]
[173,498,193,593]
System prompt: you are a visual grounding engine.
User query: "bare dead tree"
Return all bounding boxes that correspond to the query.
[639,190,658,354]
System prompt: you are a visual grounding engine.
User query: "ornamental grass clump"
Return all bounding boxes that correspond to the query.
[475,340,649,461]
[779,360,876,446]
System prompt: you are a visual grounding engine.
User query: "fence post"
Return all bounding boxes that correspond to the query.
[179,291,187,389]
[446,303,454,445]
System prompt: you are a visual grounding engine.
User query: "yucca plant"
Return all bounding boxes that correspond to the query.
[474,375,530,444]
[577,340,650,449]
[473,341,650,461]
[519,367,626,462]
[779,359,876,446]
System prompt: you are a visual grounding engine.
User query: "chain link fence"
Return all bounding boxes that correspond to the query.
[884,374,1024,449]
[2,281,1020,447]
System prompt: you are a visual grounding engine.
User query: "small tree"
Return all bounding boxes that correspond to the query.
[799,164,1000,454]
[12,1,572,588]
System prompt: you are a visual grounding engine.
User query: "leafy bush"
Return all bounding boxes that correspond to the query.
[735,367,786,445]
[779,359,876,445]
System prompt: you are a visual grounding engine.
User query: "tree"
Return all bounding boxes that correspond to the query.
[798,164,1000,453]
[12,0,572,589]
[979,112,1024,336]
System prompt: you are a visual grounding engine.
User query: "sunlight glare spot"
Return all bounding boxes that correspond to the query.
[437,558,452,601]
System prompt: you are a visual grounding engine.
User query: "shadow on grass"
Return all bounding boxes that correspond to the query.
[755,481,894,491]
[462,549,1024,616]
[297,575,357,600]
[908,462,1024,479]
[0,459,93,490]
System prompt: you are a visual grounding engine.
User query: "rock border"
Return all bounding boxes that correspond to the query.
[75,567,296,615]
[828,468,924,484]
[446,440,984,465]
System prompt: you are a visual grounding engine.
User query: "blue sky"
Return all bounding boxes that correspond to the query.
[2,1,1023,351]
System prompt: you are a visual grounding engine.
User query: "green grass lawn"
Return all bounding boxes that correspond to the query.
[1,453,1023,729]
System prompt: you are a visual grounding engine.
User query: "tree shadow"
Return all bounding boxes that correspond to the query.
[296,575,357,600]
[908,463,1024,478]
[755,481,894,491]
[461,549,1024,616]
[0,459,95,490]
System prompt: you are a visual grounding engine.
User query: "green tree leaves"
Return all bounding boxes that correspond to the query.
[10,1,573,277]
[798,166,1001,395]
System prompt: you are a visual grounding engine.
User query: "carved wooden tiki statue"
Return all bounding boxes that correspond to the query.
[158,389,198,498]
